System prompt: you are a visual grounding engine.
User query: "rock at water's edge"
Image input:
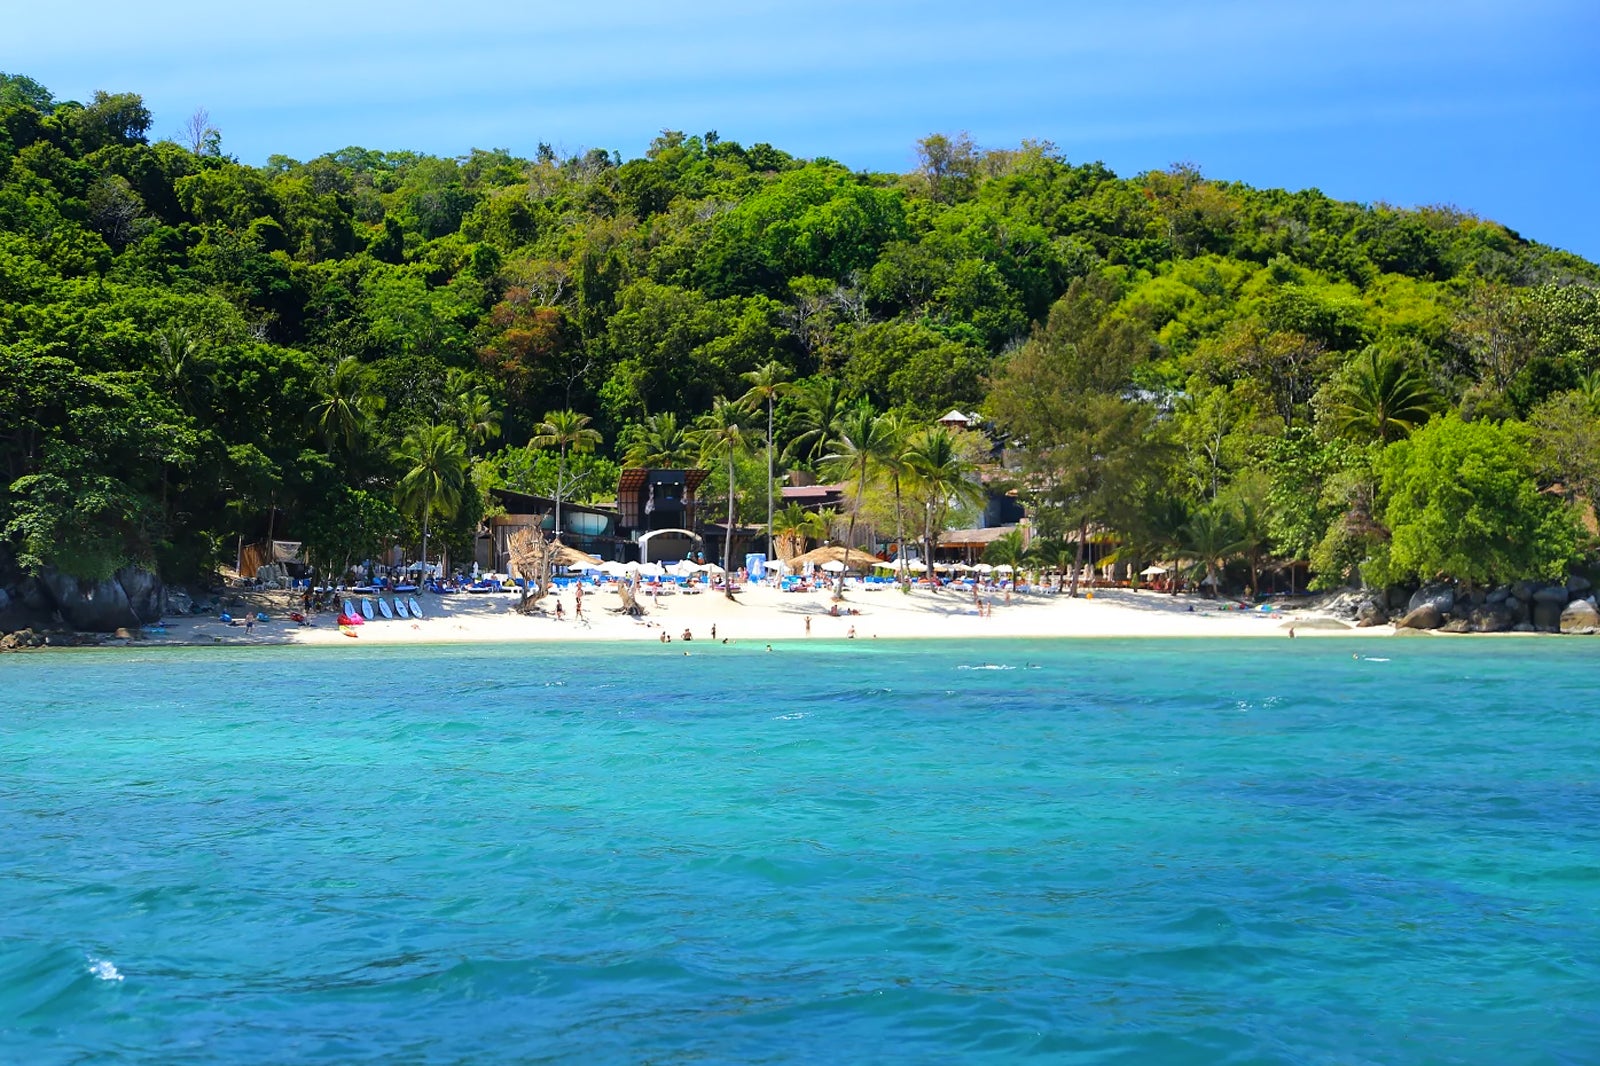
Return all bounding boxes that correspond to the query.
[1397,604,1443,630]
[1407,584,1455,616]
[1559,598,1599,634]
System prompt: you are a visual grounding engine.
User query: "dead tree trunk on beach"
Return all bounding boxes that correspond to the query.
[507,528,554,613]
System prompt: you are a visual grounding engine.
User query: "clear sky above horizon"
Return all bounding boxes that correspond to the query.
[9,0,1599,260]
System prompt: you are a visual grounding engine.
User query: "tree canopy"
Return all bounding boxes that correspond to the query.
[1,73,1597,592]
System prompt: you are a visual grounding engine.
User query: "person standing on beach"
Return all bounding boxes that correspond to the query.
[575,585,584,619]
[805,616,811,636]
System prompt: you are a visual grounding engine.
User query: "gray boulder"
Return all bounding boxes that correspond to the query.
[1408,583,1456,616]
[1485,586,1510,605]
[1387,585,1412,611]
[1511,580,1537,602]
[1532,584,1572,606]
[1471,604,1516,633]
[1560,598,1600,634]
[1512,622,1538,633]
[1398,604,1443,630]
[1568,573,1593,595]
[1355,600,1389,627]
[36,566,164,632]
[1439,618,1473,633]
[1533,599,1565,633]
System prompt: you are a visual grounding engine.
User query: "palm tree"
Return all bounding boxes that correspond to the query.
[623,412,697,467]
[1330,346,1436,444]
[1231,495,1271,600]
[395,423,468,576]
[455,388,501,459]
[785,377,850,468]
[530,409,602,538]
[151,325,198,413]
[823,403,897,597]
[738,361,793,560]
[903,425,984,585]
[983,528,1026,595]
[691,397,755,600]
[873,411,915,590]
[310,355,381,455]
[771,502,827,560]
[1180,504,1241,598]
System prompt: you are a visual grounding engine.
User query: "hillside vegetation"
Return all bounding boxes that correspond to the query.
[4,72,1599,593]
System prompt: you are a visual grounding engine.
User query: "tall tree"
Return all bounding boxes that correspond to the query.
[529,409,602,538]
[738,360,793,560]
[691,397,755,599]
[310,356,381,456]
[1328,346,1437,444]
[622,411,697,468]
[902,425,983,583]
[395,423,468,576]
[823,403,896,598]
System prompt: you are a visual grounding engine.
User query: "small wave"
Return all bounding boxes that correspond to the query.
[87,956,123,982]
[958,664,1015,671]
[1362,657,1391,662]
[775,712,806,721]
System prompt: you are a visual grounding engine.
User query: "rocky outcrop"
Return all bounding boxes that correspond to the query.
[1439,617,1473,633]
[1471,604,1516,633]
[1407,584,1456,616]
[1355,600,1389,627]
[1560,598,1599,634]
[1532,599,1565,633]
[1397,604,1443,630]
[33,566,164,632]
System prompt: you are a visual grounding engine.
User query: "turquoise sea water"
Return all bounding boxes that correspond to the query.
[2,638,1597,1064]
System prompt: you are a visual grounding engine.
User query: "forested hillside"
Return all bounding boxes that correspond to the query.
[4,72,1599,597]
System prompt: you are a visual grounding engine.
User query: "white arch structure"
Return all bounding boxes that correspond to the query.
[637,528,703,564]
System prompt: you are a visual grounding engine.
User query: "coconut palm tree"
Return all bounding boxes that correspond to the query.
[738,361,793,560]
[903,425,984,585]
[875,412,917,591]
[785,377,850,468]
[310,355,382,455]
[822,403,901,599]
[1330,346,1437,444]
[455,387,501,459]
[1180,503,1242,598]
[771,502,827,560]
[691,397,755,600]
[530,409,602,538]
[983,527,1027,594]
[395,422,468,577]
[623,411,697,468]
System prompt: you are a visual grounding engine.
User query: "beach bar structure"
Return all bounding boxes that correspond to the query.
[617,468,709,564]
[483,489,625,571]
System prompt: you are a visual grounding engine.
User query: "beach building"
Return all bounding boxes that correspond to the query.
[615,467,756,565]
[482,489,625,571]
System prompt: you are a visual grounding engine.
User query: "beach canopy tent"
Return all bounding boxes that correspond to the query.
[788,545,881,571]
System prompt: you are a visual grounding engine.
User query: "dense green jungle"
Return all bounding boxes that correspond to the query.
[4,71,1599,603]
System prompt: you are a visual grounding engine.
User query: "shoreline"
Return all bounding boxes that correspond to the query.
[58,584,1403,651]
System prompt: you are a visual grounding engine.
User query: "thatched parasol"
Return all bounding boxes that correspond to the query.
[788,545,881,571]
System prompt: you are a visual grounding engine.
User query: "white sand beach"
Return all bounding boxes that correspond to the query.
[147,582,1388,648]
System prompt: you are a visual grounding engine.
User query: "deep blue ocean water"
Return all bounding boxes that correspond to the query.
[2,638,1597,1064]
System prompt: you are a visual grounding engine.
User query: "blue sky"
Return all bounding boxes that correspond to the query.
[10,0,1599,259]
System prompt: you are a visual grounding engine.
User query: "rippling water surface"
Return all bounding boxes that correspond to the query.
[3,639,1598,1063]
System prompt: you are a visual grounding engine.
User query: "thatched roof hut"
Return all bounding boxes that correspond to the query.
[786,545,882,571]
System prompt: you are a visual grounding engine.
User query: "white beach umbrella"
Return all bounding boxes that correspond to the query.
[1140,564,1169,576]
[703,562,726,575]
[994,563,1014,573]
[820,560,847,573]
[639,562,666,579]
[894,559,927,573]
[973,563,994,574]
